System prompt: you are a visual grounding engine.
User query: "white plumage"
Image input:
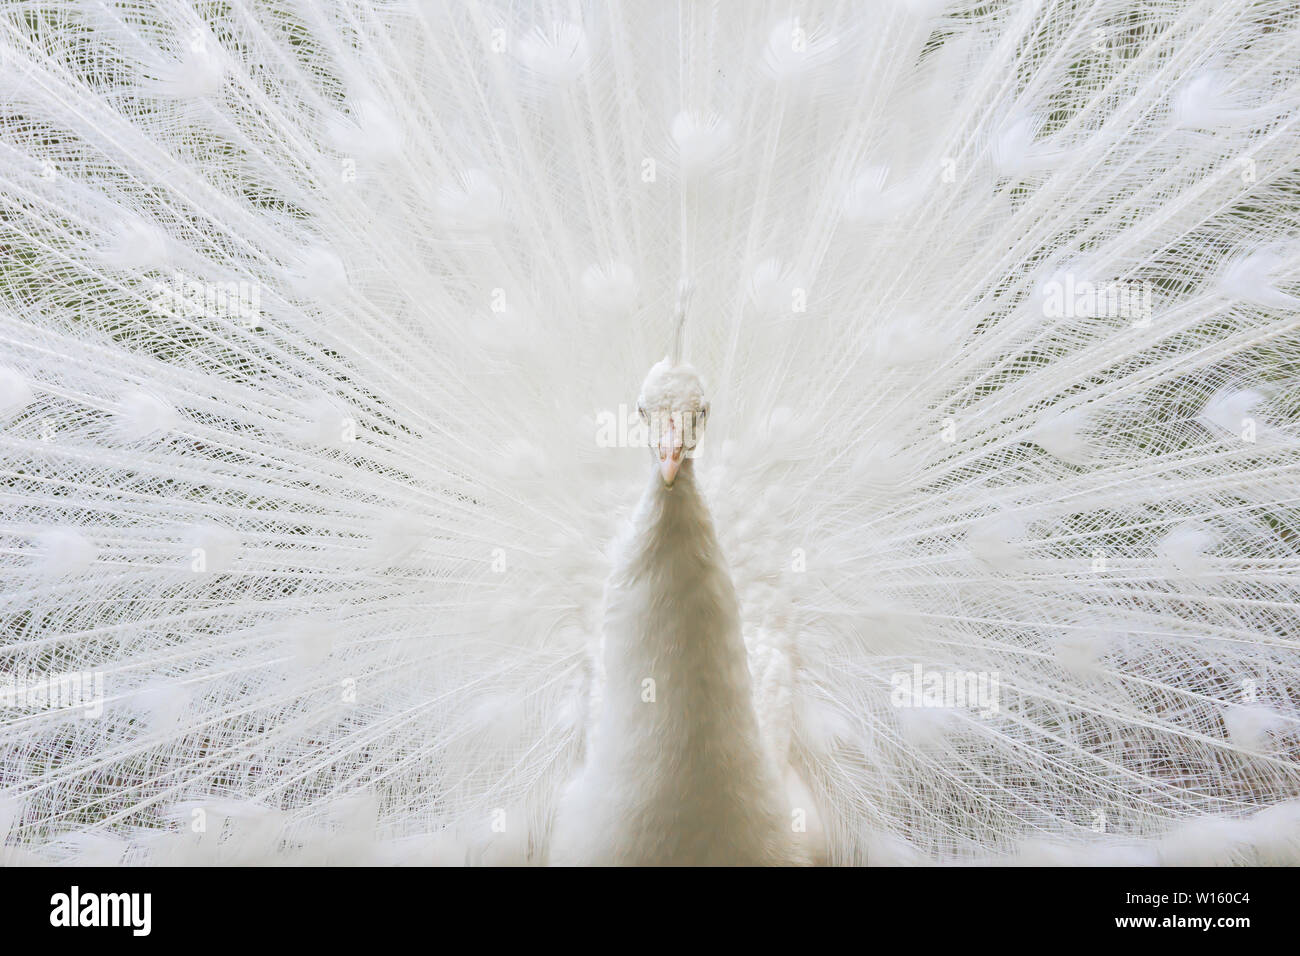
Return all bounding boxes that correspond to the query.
[552,362,807,865]
[0,0,1299,866]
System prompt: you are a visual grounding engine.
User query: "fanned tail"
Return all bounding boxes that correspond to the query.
[0,0,1297,864]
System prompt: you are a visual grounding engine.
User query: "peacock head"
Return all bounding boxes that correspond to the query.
[637,358,709,488]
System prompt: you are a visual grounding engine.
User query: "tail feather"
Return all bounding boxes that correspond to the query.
[0,0,1298,863]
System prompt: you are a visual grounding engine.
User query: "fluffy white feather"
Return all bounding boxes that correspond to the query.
[0,0,1298,865]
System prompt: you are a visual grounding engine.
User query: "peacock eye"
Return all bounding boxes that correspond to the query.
[637,402,648,422]
[699,404,708,425]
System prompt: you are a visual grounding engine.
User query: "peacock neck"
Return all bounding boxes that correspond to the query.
[638,457,705,539]
[556,453,796,865]
[600,454,761,746]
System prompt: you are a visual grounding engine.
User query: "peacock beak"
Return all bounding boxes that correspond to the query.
[658,415,684,487]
